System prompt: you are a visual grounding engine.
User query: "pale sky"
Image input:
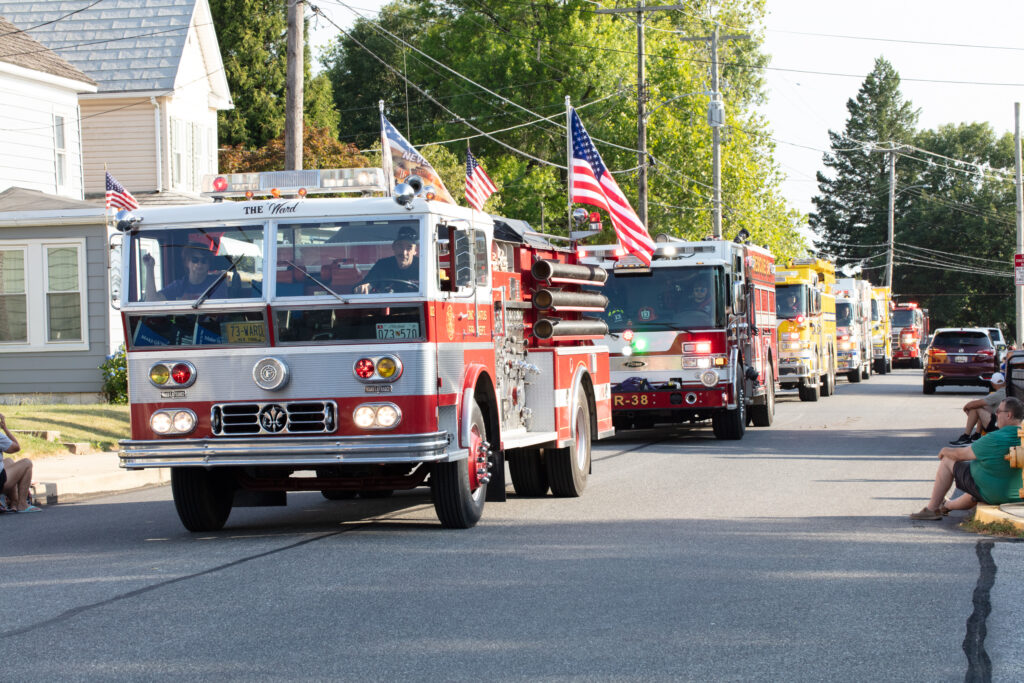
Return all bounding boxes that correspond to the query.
[308,1,1024,217]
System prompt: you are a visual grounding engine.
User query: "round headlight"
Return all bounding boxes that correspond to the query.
[700,370,719,387]
[354,358,375,379]
[151,412,172,434]
[375,404,400,428]
[376,356,398,379]
[172,410,196,433]
[353,406,376,428]
[149,365,170,385]
[171,363,192,385]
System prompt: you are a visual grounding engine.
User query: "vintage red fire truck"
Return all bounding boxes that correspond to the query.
[112,168,612,531]
[891,301,929,368]
[578,236,778,439]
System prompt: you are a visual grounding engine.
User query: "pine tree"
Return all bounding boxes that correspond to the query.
[810,57,920,267]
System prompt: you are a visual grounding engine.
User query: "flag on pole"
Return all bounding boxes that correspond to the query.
[105,171,139,211]
[568,108,654,265]
[464,147,497,211]
[379,110,455,204]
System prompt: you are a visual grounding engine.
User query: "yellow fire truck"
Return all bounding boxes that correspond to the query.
[870,286,893,374]
[775,258,838,402]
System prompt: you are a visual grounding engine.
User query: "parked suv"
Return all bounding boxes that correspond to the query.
[924,328,999,394]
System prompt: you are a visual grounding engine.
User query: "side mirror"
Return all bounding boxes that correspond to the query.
[732,282,745,313]
[108,233,123,310]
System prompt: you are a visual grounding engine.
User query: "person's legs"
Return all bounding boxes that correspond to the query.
[964,408,984,435]
[927,456,957,511]
[2,458,32,511]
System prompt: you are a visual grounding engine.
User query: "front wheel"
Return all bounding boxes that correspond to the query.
[430,402,488,528]
[547,395,592,497]
[171,468,234,532]
[713,376,747,439]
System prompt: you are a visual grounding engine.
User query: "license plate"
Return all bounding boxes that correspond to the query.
[955,355,968,363]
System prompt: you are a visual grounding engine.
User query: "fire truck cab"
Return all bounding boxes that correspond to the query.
[870,286,893,374]
[891,301,929,368]
[775,258,839,401]
[579,237,778,440]
[112,168,612,531]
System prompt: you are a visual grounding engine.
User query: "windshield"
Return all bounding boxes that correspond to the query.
[893,309,917,328]
[775,285,808,319]
[871,299,880,321]
[128,226,264,304]
[595,266,724,332]
[932,331,992,350]
[276,219,422,297]
[836,302,853,327]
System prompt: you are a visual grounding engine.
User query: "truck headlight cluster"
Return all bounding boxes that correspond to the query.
[353,403,402,429]
[148,361,197,388]
[353,355,403,382]
[150,409,197,435]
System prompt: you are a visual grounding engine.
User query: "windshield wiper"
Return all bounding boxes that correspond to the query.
[283,260,349,304]
[191,255,244,310]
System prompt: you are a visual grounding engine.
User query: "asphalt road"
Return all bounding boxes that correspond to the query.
[3,369,1022,681]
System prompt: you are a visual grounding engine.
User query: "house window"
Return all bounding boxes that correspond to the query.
[0,248,27,342]
[0,240,88,352]
[54,115,67,188]
[46,246,82,341]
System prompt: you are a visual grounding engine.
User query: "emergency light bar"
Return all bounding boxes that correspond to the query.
[201,168,388,198]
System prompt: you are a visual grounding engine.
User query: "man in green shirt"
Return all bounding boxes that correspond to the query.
[911,396,1024,520]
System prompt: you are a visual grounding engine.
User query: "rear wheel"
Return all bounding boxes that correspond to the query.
[171,468,234,532]
[862,360,871,380]
[509,448,549,497]
[713,375,747,439]
[798,378,820,402]
[750,370,775,427]
[431,402,488,528]
[923,379,937,394]
[821,354,835,397]
[547,395,592,497]
[848,369,862,383]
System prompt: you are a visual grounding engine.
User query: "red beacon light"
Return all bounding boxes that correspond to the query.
[244,190,254,200]
[170,363,192,385]
[297,187,308,198]
[622,329,634,342]
[795,315,805,324]
[695,341,712,354]
[270,188,281,198]
[212,176,229,192]
[354,358,375,379]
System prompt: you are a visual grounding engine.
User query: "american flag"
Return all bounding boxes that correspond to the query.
[464,148,497,211]
[569,109,654,265]
[105,171,138,211]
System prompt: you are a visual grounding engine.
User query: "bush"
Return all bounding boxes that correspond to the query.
[100,345,128,404]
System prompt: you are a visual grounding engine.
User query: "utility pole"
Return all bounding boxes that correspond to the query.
[678,25,748,239]
[1015,103,1023,343]
[886,150,896,288]
[285,0,304,170]
[595,3,687,231]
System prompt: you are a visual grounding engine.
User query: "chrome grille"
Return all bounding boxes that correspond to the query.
[211,401,337,436]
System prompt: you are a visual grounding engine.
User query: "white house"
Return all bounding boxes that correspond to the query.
[0,0,233,202]
[0,15,97,199]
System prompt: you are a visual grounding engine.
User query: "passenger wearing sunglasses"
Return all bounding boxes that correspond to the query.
[142,246,228,302]
[911,396,1024,520]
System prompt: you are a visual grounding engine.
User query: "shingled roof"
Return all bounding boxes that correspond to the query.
[0,0,229,103]
[0,14,96,86]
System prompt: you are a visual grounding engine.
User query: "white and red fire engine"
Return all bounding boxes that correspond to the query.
[113,168,612,531]
[891,301,929,368]
[578,236,777,439]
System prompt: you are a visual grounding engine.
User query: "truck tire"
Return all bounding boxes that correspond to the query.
[431,402,488,528]
[862,360,871,380]
[547,394,591,497]
[821,355,835,397]
[798,379,820,402]
[750,370,775,427]
[171,468,234,532]
[509,448,549,497]
[848,369,861,383]
[713,376,746,439]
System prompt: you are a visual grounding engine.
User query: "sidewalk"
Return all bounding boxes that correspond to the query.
[974,502,1024,532]
[28,451,169,506]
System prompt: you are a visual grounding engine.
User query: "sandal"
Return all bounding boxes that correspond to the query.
[910,507,943,520]
[16,505,41,513]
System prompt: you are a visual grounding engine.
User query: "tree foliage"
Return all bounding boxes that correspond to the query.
[321,0,805,258]
[220,126,369,173]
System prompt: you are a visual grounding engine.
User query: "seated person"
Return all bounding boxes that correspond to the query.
[353,226,419,293]
[691,280,714,317]
[911,396,1024,520]
[782,293,801,316]
[950,372,1006,445]
[143,247,229,301]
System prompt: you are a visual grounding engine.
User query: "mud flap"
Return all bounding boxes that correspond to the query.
[485,448,507,502]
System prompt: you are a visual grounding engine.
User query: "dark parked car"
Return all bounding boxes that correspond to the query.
[923,327,999,394]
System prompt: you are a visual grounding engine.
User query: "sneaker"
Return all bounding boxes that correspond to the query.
[949,434,972,445]
[910,507,943,520]
[971,433,982,441]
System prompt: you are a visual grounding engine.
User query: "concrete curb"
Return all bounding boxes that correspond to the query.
[28,451,170,506]
[973,503,1024,531]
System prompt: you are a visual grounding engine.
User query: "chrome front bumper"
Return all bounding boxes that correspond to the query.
[119,431,461,469]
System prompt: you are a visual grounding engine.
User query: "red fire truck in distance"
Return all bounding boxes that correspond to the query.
[113,168,612,531]
[891,302,929,368]
[578,237,778,439]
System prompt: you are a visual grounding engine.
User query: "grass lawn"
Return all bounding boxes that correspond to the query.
[2,404,130,458]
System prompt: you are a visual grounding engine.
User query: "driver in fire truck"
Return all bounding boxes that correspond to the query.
[783,291,801,317]
[353,226,419,293]
[142,245,228,302]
